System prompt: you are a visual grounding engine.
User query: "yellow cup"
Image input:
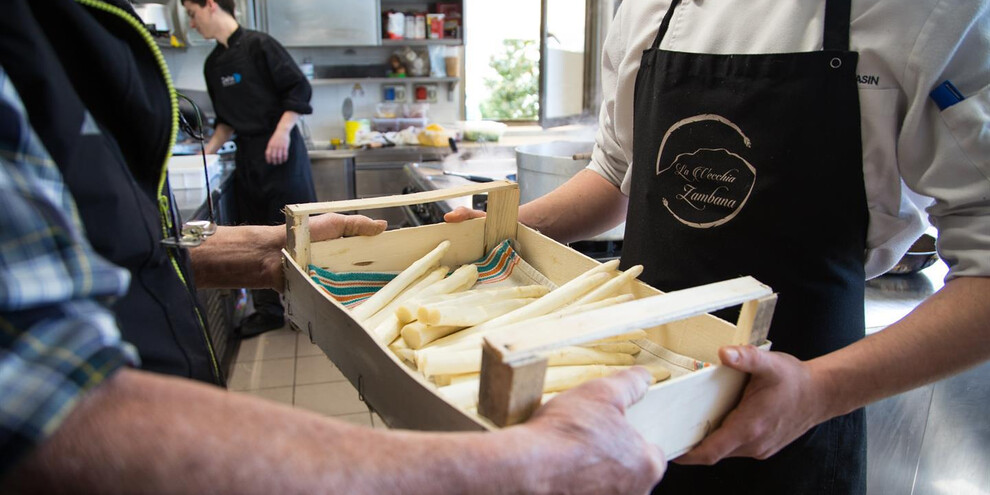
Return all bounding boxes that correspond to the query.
[345,120,361,145]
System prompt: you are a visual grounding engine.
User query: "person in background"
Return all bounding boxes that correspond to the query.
[185,0,318,338]
[0,1,666,493]
[448,0,990,493]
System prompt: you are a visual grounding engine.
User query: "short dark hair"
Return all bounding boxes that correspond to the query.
[183,0,236,17]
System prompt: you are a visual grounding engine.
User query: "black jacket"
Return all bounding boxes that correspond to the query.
[0,0,222,385]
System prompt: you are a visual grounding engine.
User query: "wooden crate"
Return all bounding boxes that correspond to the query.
[282,181,775,458]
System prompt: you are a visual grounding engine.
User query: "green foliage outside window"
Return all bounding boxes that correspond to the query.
[480,39,539,120]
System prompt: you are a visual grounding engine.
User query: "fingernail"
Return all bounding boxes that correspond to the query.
[723,348,740,364]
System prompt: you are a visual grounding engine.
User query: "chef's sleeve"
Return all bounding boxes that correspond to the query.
[258,36,313,116]
[897,3,990,281]
[586,1,637,197]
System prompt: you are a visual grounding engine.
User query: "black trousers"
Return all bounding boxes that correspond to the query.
[653,410,866,495]
[234,127,316,317]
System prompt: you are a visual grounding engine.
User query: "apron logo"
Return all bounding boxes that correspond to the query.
[856,74,880,86]
[655,114,756,228]
[220,72,242,87]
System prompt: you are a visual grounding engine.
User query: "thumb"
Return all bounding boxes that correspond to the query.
[718,345,766,373]
[444,207,486,223]
[344,216,387,237]
[602,366,653,412]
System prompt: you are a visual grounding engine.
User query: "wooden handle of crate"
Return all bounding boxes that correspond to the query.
[284,180,520,268]
[478,276,777,427]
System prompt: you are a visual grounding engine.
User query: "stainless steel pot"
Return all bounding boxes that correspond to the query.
[515,141,624,240]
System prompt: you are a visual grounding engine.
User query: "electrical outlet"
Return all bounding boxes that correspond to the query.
[382,84,407,103]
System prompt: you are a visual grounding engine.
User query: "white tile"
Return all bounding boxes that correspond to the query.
[294,382,368,416]
[295,355,347,385]
[371,413,391,430]
[296,333,325,357]
[240,386,294,406]
[334,412,374,428]
[228,358,296,391]
[236,332,298,362]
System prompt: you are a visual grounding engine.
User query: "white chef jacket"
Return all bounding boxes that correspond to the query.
[588,0,990,280]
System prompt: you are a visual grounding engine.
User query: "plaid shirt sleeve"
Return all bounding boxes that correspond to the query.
[0,69,139,474]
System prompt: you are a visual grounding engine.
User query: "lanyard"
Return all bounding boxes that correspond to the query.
[160,92,218,249]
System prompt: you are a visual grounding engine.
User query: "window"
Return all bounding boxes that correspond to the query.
[464,0,616,126]
[463,0,541,121]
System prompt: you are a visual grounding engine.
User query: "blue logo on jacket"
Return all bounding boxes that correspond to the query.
[220,73,242,87]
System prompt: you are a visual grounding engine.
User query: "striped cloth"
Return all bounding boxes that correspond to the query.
[309,239,551,308]
[0,68,138,474]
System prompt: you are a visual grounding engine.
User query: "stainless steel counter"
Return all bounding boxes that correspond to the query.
[864,262,989,495]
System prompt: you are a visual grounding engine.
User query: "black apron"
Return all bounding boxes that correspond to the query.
[1,0,222,385]
[232,127,316,227]
[234,128,315,318]
[620,0,868,492]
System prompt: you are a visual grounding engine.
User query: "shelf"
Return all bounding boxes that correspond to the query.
[381,39,463,47]
[310,76,459,85]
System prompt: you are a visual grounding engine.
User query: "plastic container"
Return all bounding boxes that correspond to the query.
[167,155,222,190]
[460,120,507,142]
[372,117,428,133]
[376,102,402,118]
[404,102,430,118]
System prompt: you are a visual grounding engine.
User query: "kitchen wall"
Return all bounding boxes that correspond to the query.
[162,44,464,145]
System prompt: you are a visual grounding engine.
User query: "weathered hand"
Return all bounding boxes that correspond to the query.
[443,206,486,223]
[514,367,666,495]
[266,213,385,291]
[676,345,831,464]
[266,130,291,165]
[309,213,387,242]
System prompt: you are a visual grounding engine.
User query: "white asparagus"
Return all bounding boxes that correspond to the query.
[350,240,451,321]
[468,271,612,330]
[582,342,642,355]
[420,297,537,327]
[371,315,403,346]
[389,339,416,366]
[571,265,644,306]
[420,293,636,355]
[401,321,464,349]
[447,372,480,385]
[397,284,548,324]
[437,364,670,410]
[587,329,648,344]
[419,272,610,352]
[420,345,637,377]
[363,266,448,330]
[394,264,480,324]
[432,374,453,386]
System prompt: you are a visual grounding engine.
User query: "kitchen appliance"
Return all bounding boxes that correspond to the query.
[886,234,939,275]
[255,0,379,47]
[173,0,255,46]
[133,3,171,35]
[403,153,622,261]
[515,141,625,243]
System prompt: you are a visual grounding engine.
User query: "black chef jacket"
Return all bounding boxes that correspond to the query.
[204,27,312,136]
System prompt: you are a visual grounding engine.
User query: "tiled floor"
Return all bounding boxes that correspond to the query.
[226,325,388,429]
